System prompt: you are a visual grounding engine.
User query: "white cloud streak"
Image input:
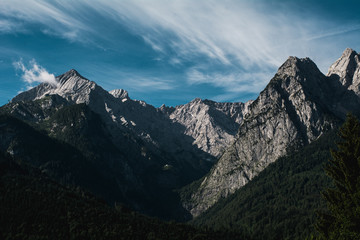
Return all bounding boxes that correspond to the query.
[100,70,175,92]
[84,0,360,92]
[90,0,342,69]
[2,0,360,102]
[0,0,91,42]
[14,59,58,87]
[0,19,24,33]
[123,77,174,91]
[306,24,360,41]
[187,68,272,94]
[2,0,355,69]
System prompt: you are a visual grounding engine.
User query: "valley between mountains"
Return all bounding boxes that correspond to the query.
[1,48,360,239]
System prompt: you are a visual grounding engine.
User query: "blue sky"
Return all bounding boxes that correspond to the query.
[1,0,360,107]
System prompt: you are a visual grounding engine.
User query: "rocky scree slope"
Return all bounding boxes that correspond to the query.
[184,48,360,217]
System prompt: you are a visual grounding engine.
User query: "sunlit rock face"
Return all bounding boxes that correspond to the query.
[185,49,360,217]
[327,48,360,96]
[163,98,252,158]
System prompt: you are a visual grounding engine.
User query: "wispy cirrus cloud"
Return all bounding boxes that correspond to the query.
[2,0,360,104]
[91,67,176,93]
[0,19,25,33]
[13,59,58,88]
[91,0,357,69]
[187,68,272,95]
[121,76,175,92]
[0,0,91,42]
[306,24,360,41]
[3,0,358,69]
[83,0,360,94]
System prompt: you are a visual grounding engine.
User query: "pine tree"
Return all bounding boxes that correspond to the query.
[317,114,360,239]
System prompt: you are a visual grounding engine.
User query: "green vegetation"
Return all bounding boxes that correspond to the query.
[192,130,337,240]
[0,151,240,240]
[3,98,359,239]
[316,114,360,239]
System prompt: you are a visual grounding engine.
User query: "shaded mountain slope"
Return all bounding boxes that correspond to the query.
[191,130,337,240]
[0,114,129,205]
[0,151,240,240]
[0,106,197,220]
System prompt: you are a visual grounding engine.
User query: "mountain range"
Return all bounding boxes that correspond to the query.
[1,65,252,220]
[1,48,360,237]
[184,48,360,217]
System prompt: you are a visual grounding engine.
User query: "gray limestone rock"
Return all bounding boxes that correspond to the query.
[185,53,358,217]
[109,89,129,99]
[167,98,252,157]
[327,48,360,96]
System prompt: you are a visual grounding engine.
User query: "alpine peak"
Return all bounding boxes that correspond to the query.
[109,89,129,99]
[276,56,319,78]
[327,48,360,90]
[57,69,88,85]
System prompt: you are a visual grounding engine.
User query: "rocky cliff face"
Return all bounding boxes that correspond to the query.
[327,48,360,95]
[164,98,252,157]
[185,49,360,217]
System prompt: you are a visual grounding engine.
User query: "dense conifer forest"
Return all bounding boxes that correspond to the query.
[191,130,338,239]
[0,150,239,240]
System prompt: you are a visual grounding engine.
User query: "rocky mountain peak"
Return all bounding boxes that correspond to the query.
[276,56,319,79]
[158,104,175,115]
[109,89,129,99]
[190,98,203,104]
[57,69,87,84]
[11,69,101,105]
[327,48,360,94]
[184,53,345,217]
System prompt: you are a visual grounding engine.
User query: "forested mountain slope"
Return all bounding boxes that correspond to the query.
[191,130,337,240]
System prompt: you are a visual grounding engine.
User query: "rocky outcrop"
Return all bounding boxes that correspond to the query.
[109,89,129,99]
[327,48,360,95]
[185,50,360,217]
[167,98,252,157]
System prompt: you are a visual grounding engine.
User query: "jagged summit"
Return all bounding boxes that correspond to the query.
[327,48,360,93]
[63,68,81,76]
[190,98,203,104]
[109,89,129,99]
[276,56,320,79]
[11,68,101,104]
[57,69,86,82]
[56,69,90,86]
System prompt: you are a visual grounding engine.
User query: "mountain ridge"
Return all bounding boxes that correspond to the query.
[3,48,360,221]
[3,67,251,220]
[184,48,360,217]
